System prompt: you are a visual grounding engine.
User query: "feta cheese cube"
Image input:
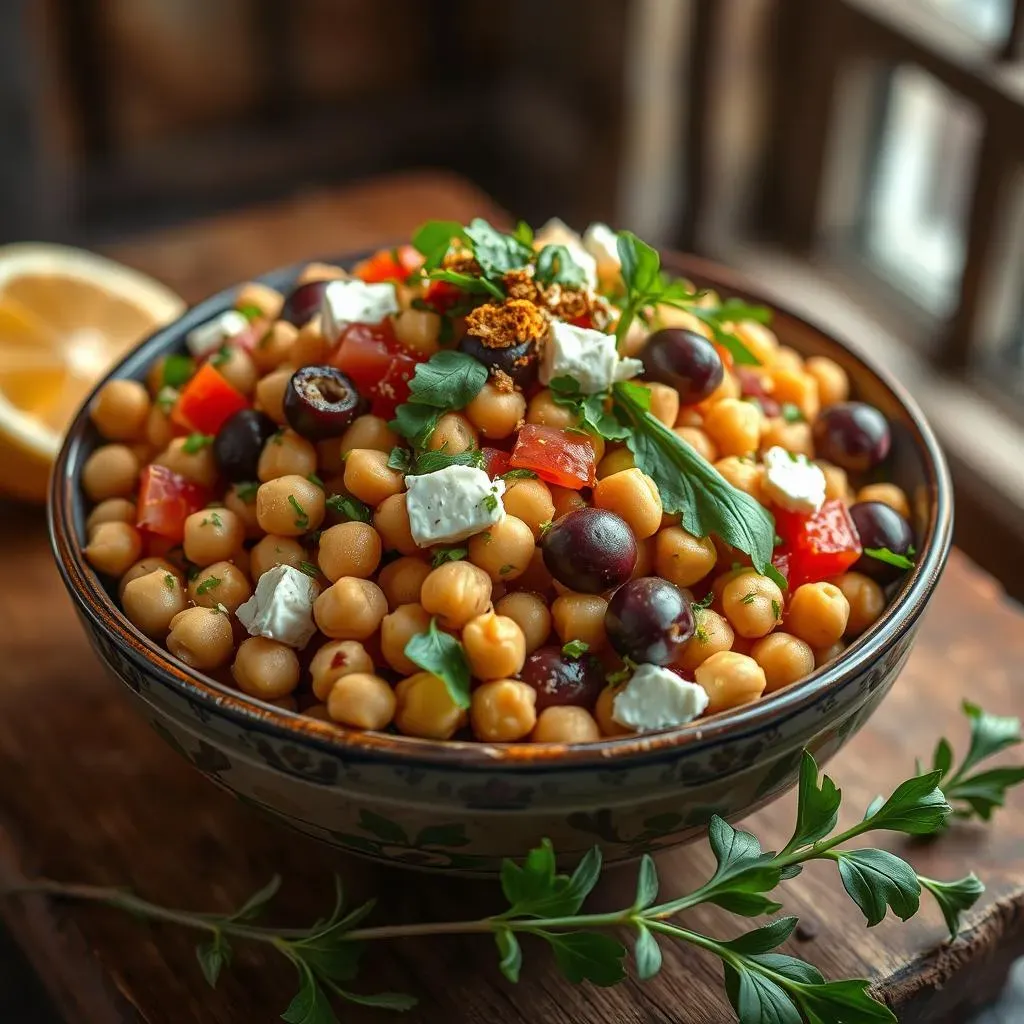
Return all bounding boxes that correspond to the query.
[405,465,506,547]
[540,320,644,394]
[583,222,621,282]
[320,279,400,343]
[762,445,827,514]
[533,217,598,289]
[236,564,319,649]
[185,310,249,359]
[612,664,709,733]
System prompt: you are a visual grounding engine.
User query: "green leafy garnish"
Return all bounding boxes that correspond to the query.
[298,561,320,578]
[549,377,630,441]
[864,547,915,570]
[403,617,471,709]
[561,640,590,658]
[481,492,499,513]
[163,573,176,591]
[409,447,485,475]
[780,403,804,423]
[411,220,469,270]
[613,381,783,587]
[236,303,264,322]
[464,218,533,278]
[210,346,231,368]
[535,245,588,289]
[501,468,537,481]
[200,511,223,528]
[195,575,221,596]
[390,351,489,447]
[386,447,413,473]
[234,481,259,503]
[325,495,372,524]
[431,547,468,568]
[307,473,324,489]
[424,269,504,300]
[288,495,309,531]
[182,433,214,454]
[162,353,194,389]
[512,220,534,245]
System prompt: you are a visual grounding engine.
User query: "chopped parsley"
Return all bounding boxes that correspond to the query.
[780,403,805,423]
[864,547,915,570]
[501,468,537,481]
[288,495,309,531]
[693,591,715,610]
[236,303,264,321]
[432,547,468,568]
[325,494,371,523]
[182,433,214,454]
[498,563,516,577]
[538,519,554,536]
[163,573,176,591]
[562,640,590,658]
[307,472,324,489]
[200,511,223,528]
[235,481,260,503]
[299,561,320,578]
[771,599,782,620]
[156,386,178,413]
[210,346,231,368]
[740,593,757,605]
[606,664,633,686]
[195,575,221,596]
[481,492,499,513]
[161,353,194,389]
[411,446,485,475]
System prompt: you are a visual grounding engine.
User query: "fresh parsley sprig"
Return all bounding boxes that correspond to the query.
[8,705,1020,1024]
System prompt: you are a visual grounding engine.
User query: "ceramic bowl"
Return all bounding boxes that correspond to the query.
[49,252,952,876]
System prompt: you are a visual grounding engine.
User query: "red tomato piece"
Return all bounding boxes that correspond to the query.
[509,424,596,490]
[372,348,420,419]
[330,321,423,419]
[569,313,594,329]
[774,499,862,587]
[135,464,209,542]
[482,447,511,478]
[422,280,465,313]
[172,362,250,435]
[353,245,424,283]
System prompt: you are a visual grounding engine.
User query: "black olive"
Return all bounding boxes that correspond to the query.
[213,409,278,482]
[280,280,331,328]
[458,334,538,389]
[283,365,361,440]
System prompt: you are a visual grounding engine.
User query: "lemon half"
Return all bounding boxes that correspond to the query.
[0,244,185,501]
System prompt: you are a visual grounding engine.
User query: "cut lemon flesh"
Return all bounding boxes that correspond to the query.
[0,244,185,501]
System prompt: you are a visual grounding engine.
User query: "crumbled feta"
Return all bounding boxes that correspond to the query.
[583,222,621,281]
[405,465,506,547]
[185,310,249,359]
[762,445,827,514]
[540,320,644,394]
[236,564,319,649]
[320,279,400,343]
[533,217,598,289]
[612,664,710,733]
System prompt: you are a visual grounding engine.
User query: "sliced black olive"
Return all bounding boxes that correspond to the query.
[283,365,361,440]
[280,280,331,328]
[458,334,539,389]
[213,409,278,482]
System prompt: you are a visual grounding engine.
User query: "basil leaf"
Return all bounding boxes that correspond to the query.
[614,383,782,587]
[834,849,921,926]
[465,218,533,277]
[864,547,915,570]
[535,244,588,288]
[403,617,471,709]
[412,220,468,270]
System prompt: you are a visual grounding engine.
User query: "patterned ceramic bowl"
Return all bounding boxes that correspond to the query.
[49,253,953,876]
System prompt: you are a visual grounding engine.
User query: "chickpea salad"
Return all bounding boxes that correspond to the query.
[80,218,917,745]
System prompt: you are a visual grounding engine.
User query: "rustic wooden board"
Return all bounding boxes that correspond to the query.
[0,174,1022,1023]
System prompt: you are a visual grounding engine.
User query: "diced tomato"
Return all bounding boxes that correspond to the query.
[136,464,209,542]
[372,348,420,419]
[482,447,511,478]
[570,313,594,329]
[422,280,465,313]
[774,500,862,587]
[771,550,791,584]
[509,424,596,490]
[330,320,424,419]
[172,362,250,435]
[353,245,424,283]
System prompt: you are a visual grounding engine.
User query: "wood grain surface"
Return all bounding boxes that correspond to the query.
[0,173,1022,1023]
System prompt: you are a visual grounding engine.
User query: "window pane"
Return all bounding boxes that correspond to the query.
[862,66,980,316]
[925,0,1014,45]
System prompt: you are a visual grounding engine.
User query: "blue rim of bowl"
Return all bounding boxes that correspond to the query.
[48,251,953,771]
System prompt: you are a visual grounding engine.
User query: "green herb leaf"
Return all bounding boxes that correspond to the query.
[405,350,489,410]
[195,575,221,596]
[864,771,951,835]
[955,701,1022,778]
[390,404,441,448]
[424,268,504,300]
[403,617,471,710]
[634,855,659,910]
[614,383,782,587]
[411,220,469,270]
[798,978,897,1023]
[234,481,259,503]
[210,345,231,368]
[723,964,803,1024]
[332,989,417,1011]
[780,403,804,424]
[834,849,921,926]
[720,917,799,955]
[387,447,413,473]
[281,961,338,1024]
[549,377,630,441]
[783,751,842,853]
[482,492,499,513]
[163,573,176,591]
[431,547,467,568]
[236,303,264,321]
[561,640,590,658]
[864,547,915,570]
[411,447,485,475]
[195,933,231,988]
[299,561,320,578]
[746,952,823,985]
[495,928,522,983]
[918,873,985,939]
[633,926,663,980]
[162,353,194,389]
[325,495,371,523]
[182,432,214,454]
[685,299,771,367]
[288,495,310,531]
[465,218,534,277]
[500,840,600,920]
[512,220,534,245]
[535,244,588,289]
[230,875,281,922]
[307,473,324,489]
[501,468,537,480]
[545,931,627,987]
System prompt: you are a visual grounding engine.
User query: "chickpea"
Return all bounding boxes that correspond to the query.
[513,546,554,595]
[153,437,218,488]
[715,456,764,502]
[721,571,784,639]
[318,521,382,581]
[291,316,328,367]
[251,320,298,373]
[593,469,662,539]
[595,685,633,736]
[856,483,911,520]
[235,281,284,320]
[774,346,804,372]
[467,515,534,582]
[258,429,317,482]
[770,368,819,421]
[732,320,779,364]
[750,632,815,693]
[256,475,325,537]
[552,593,608,653]
[814,640,846,668]
[377,556,431,608]
[167,606,235,670]
[655,526,717,588]
[189,561,252,613]
[118,557,180,600]
[296,262,347,285]
[122,569,187,637]
[470,680,536,742]
[394,671,467,739]
[373,493,418,555]
[327,673,397,730]
[339,415,397,456]
[677,607,736,671]
[85,521,142,576]
[697,369,740,410]
[232,637,300,699]
[421,561,491,629]
[247,535,301,581]
[82,444,139,501]
[90,379,150,441]
[423,412,477,456]
[145,405,175,450]
[786,582,850,648]
[380,603,432,674]
[805,355,849,407]
[646,383,680,427]
[759,418,814,460]
[674,426,718,463]
[86,497,136,533]
[632,535,656,580]
[314,577,387,640]
[816,461,853,504]
[495,591,552,654]
[502,478,555,539]
[214,346,258,396]
[254,366,293,424]
[462,612,526,680]
[465,383,526,440]
[393,308,441,356]
[596,446,635,480]
[309,640,375,701]
[526,389,578,430]
[695,651,767,714]
[550,485,587,520]
[832,572,885,637]
[703,398,761,459]
[532,706,601,743]
[182,508,244,566]
[343,449,405,506]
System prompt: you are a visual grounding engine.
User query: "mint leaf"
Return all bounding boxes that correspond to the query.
[634,926,663,980]
[495,928,522,982]
[864,547,915,570]
[783,751,842,853]
[919,873,985,939]
[387,447,412,473]
[834,849,921,926]
[535,244,588,289]
[545,931,627,987]
[724,964,802,1024]
[195,934,231,987]
[411,220,468,270]
[162,353,194,388]
[864,772,951,835]
[403,618,471,710]
[465,218,533,277]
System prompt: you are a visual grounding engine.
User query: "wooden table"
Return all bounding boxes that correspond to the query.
[1,172,1022,1023]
